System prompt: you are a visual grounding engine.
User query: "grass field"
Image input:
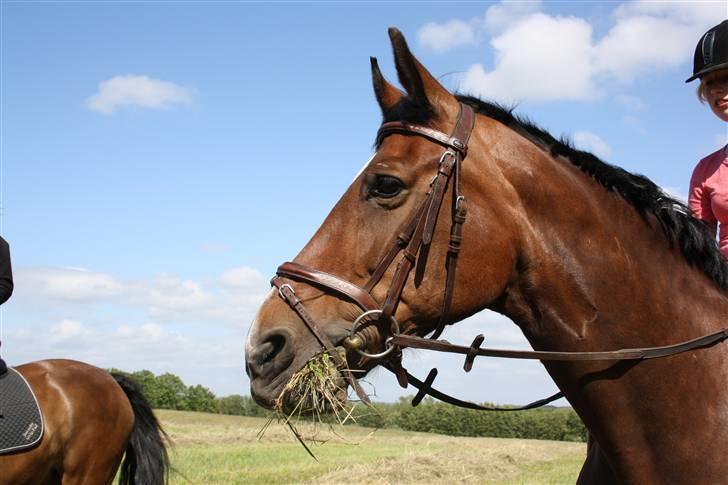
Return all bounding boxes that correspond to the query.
[156,409,586,484]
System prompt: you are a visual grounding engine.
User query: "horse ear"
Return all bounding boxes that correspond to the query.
[371,56,404,111]
[388,27,453,110]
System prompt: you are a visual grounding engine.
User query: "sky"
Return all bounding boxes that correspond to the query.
[1,1,727,406]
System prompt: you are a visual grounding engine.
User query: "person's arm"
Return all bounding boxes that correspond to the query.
[688,160,718,237]
[0,237,13,305]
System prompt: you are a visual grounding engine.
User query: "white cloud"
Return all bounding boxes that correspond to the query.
[17,267,123,302]
[417,19,476,53]
[5,265,266,395]
[442,1,724,103]
[14,265,268,326]
[86,75,192,115]
[127,269,267,325]
[593,16,695,83]
[129,273,215,317]
[483,0,542,34]
[461,13,598,103]
[219,266,267,290]
[614,1,726,27]
[446,309,529,348]
[115,322,165,340]
[4,318,245,394]
[573,131,612,159]
[49,319,88,341]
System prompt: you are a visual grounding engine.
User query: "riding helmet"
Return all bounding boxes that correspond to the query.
[687,20,728,82]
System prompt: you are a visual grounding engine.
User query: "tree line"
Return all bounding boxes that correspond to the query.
[113,369,586,442]
[110,369,220,413]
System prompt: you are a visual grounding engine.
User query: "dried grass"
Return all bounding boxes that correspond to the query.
[257,349,380,459]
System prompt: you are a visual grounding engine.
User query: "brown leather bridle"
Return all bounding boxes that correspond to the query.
[271,103,475,405]
[271,102,728,411]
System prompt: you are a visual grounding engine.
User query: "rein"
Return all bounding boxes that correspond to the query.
[272,102,728,412]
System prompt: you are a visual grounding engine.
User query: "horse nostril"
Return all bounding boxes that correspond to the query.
[258,333,286,367]
[246,330,292,378]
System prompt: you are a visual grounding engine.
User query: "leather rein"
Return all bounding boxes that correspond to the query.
[271,102,728,411]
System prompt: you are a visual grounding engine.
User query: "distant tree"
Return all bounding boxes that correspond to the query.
[217,394,244,415]
[156,373,189,410]
[565,409,588,441]
[108,368,275,417]
[216,394,270,417]
[130,370,164,408]
[186,384,217,413]
[395,399,587,442]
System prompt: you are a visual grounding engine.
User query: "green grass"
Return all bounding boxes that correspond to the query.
[155,409,586,484]
[509,453,589,484]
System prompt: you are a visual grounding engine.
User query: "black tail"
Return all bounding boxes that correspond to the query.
[112,372,171,485]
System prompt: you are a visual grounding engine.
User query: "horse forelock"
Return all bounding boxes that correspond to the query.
[379,96,435,126]
[374,92,728,290]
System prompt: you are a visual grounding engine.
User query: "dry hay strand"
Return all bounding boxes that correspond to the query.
[275,349,351,420]
[257,349,381,459]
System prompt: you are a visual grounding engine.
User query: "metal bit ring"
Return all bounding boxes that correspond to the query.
[347,309,400,359]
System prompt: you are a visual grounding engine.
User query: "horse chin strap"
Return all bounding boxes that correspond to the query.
[271,101,728,412]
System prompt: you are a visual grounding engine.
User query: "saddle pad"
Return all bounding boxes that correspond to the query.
[0,368,44,454]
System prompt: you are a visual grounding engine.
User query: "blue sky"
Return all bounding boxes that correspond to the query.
[1,1,727,404]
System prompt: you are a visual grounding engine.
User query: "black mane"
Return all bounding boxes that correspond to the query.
[379,94,728,290]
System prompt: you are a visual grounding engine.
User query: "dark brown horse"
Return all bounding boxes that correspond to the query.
[246,29,728,484]
[0,360,169,484]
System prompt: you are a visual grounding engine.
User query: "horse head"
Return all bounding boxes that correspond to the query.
[245,29,519,410]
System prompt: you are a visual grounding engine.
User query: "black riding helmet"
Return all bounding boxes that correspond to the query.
[687,19,728,82]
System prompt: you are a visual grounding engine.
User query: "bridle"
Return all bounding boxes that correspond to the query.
[271,102,728,411]
[271,102,474,405]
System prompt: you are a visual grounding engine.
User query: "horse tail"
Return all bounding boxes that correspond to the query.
[112,372,171,485]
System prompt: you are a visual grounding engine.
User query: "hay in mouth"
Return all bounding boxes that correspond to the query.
[274,348,352,422]
[257,348,380,459]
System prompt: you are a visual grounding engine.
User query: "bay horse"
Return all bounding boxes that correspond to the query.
[0,360,169,484]
[245,28,728,484]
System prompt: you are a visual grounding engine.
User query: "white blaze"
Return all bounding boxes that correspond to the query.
[351,153,377,184]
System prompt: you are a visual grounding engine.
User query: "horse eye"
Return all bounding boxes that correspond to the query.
[370,175,404,199]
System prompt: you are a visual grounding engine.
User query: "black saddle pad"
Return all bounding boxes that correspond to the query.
[0,368,44,454]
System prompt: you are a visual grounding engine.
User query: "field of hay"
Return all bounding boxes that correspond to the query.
[157,409,586,484]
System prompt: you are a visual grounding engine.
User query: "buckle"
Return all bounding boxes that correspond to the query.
[277,283,295,300]
[439,150,456,166]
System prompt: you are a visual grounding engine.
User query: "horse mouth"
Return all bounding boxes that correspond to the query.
[250,373,290,410]
[247,324,379,412]
[273,348,351,416]
[250,343,357,413]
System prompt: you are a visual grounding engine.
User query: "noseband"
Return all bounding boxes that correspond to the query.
[271,102,728,411]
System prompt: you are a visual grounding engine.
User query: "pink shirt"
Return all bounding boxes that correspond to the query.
[689,145,728,258]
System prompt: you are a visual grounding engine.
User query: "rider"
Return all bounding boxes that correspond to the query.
[688,20,728,258]
[0,235,13,375]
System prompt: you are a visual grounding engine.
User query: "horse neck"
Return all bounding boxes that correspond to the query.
[475,123,728,481]
[481,126,728,346]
